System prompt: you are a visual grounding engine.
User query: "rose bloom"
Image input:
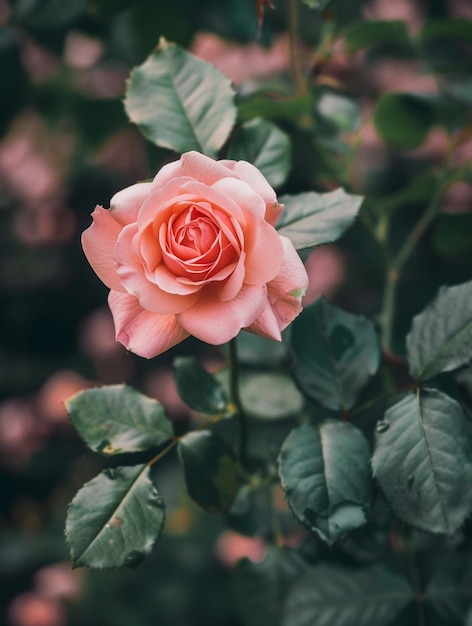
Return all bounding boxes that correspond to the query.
[82,151,308,358]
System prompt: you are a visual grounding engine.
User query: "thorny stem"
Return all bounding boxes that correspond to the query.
[229,336,249,467]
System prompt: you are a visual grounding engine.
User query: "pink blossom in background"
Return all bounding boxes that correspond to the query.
[216,531,266,568]
[82,151,309,358]
[7,593,66,626]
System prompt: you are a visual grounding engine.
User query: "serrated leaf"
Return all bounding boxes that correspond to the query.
[406,280,472,380]
[277,189,363,250]
[233,547,307,626]
[291,298,381,411]
[372,388,472,534]
[278,422,372,543]
[373,93,436,149]
[173,356,228,415]
[124,38,236,156]
[178,431,238,513]
[66,384,174,456]
[345,20,410,54]
[66,465,165,569]
[227,118,291,188]
[241,372,304,420]
[283,563,414,626]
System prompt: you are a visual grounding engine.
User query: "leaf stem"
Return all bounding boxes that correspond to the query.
[349,385,415,418]
[229,336,248,466]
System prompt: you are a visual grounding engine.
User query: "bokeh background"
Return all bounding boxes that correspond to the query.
[1,0,472,624]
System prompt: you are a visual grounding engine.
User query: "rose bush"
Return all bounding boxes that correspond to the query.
[82,151,308,358]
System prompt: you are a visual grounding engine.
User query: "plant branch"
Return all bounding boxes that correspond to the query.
[288,0,306,96]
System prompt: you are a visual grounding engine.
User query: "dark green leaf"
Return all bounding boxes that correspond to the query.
[406,280,472,380]
[173,356,228,415]
[426,552,472,623]
[421,19,472,75]
[178,431,238,513]
[316,91,362,133]
[277,189,363,250]
[299,0,333,11]
[291,298,380,411]
[124,38,236,156]
[66,385,174,456]
[372,388,472,534]
[373,93,436,149]
[12,0,86,27]
[234,547,307,626]
[65,384,174,456]
[227,118,291,188]
[241,372,304,420]
[442,75,472,106]
[278,422,373,543]
[345,20,410,54]
[283,563,413,626]
[66,465,165,569]
[432,214,472,259]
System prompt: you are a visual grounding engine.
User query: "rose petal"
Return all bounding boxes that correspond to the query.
[152,151,236,191]
[81,205,124,292]
[177,284,267,345]
[245,303,282,341]
[108,291,189,358]
[221,159,278,221]
[110,182,153,226]
[243,220,283,286]
[211,177,266,221]
[265,236,308,331]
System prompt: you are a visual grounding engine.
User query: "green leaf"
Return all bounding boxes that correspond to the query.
[406,280,472,380]
[278,422,372,543]
[12,0,87,27]
[373,93,436,149]
[299,0,333,11]
[124,38,236,156]
[372,388,472,534]
[234,547,307,626]
[345,20,410,53]
[291,298,380,411]
[227,118,291,188]
[241,372,304,420]
[283,563,414,626]
[65,384,174,456]
[426,552,472,624]
[173,356,228,415]
[277,189,363,250]
[178,431,238,513]
[316,91,362,133]
[66,465,165,569]
[421,19,472,75]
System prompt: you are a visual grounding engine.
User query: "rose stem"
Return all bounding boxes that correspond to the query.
[229,336,248,467]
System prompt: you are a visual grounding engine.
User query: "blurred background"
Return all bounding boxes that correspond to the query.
[1,0,472,624]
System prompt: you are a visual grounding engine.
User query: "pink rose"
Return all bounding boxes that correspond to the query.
[82,151,308,358]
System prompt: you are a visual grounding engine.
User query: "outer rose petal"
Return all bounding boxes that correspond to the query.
[177,284,268,345]
[108,291,189,358]
[110,182,153,226]
[246,236,308,336]
[151,151,236,190]
[220,159,281,225]
[81,205,124,292]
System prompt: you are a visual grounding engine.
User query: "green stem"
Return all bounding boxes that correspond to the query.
[350,385,415,418]
[288,0,306,96]
[380,179,446,353]
[229,336,248,466]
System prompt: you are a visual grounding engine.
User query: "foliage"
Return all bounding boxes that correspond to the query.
[2,0,472,625]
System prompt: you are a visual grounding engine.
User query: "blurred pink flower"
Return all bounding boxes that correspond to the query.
[7,593,66,626]
[191,32,292,85]
[216,531,266,567]
[34,563,82,601]
[37,370,89,425]
[303,245,345,305]
[64,32,103,68]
